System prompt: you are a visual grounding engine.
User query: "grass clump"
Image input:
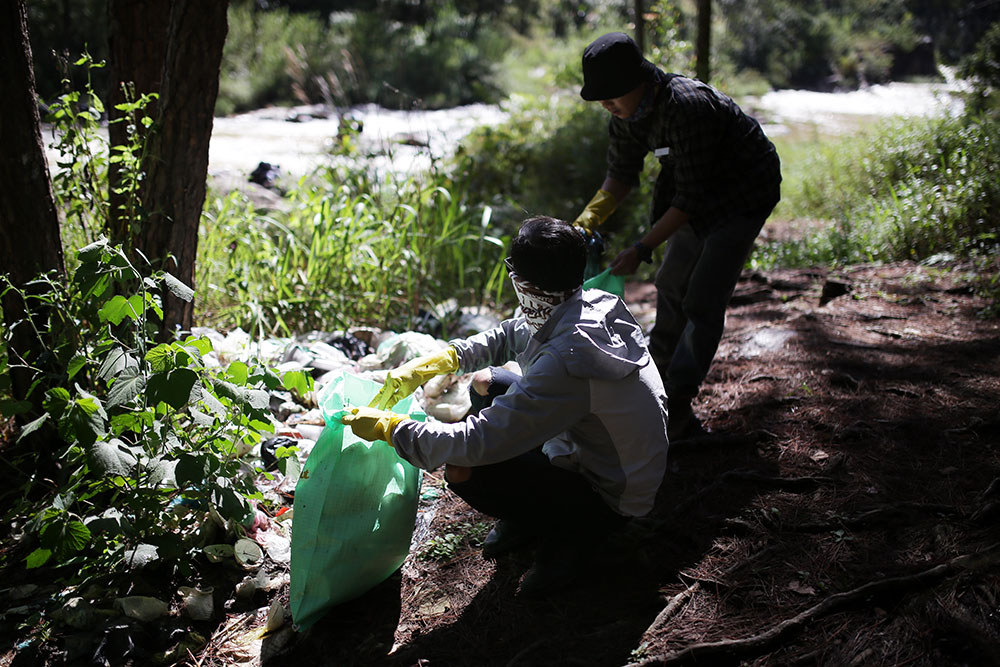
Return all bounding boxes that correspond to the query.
[755,114,1000,270]
[197,166,508,338]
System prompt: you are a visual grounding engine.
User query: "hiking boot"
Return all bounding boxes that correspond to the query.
[482,520,537,558]
[667,398,709,441]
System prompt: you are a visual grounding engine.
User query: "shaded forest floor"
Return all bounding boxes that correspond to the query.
[242,257,1000,667]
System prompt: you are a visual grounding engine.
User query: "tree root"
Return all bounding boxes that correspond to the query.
[669,470,835,522]
[786,502,966,533]
[632,545,1000,667]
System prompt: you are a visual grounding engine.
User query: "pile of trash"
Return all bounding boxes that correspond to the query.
[179,308,504,650]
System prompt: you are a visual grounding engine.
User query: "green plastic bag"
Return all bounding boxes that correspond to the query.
[290,371,426,629]
[583,267,625,298]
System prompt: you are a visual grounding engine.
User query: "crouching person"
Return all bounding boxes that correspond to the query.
[342,216,669,597]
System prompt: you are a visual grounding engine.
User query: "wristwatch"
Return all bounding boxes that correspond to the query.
[633,241,653,264]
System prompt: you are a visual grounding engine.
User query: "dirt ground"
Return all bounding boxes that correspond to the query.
[232,256,1000,667]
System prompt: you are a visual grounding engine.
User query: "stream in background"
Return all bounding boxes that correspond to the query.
[207,77,967,183]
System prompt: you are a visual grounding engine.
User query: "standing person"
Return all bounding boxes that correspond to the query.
[573,32,781,441]
[342,216,669,598]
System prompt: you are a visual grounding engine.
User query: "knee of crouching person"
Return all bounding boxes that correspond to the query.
[445,464,471,484]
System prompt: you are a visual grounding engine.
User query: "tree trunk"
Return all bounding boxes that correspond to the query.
[107,0,171,247]
[136,0,228,339]
[0,0,66,411]
[634,0,645,54]
[696,0,711,83]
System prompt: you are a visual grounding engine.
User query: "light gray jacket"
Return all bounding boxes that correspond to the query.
[392,289,670,516]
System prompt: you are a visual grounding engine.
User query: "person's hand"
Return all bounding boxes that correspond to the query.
[369,346,459,410]
[340,406,409,446]
[609,245,641,276]
[573,189,618,234]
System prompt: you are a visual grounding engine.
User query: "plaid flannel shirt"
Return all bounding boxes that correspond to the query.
[606,73,781,235]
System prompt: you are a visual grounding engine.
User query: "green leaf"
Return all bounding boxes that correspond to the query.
[217,486,247,522]
[146,368,198,410]
[199,388,226,417]
[40,518,91,556]
[44,387,72,415]
[77,238,108,264]
[16,413,49,442]
[98,295,132,325]
[111,409,155,434]
[1,399,33,418]
[106,367,146,408]
[67,353,89,381]
[227,361,249,385]
[62,391,108,447]
[163,272,194,303]
[89,439,137,477]
[26,548,52,569]
[281,370,313,397]
[247,389,270,411]
[253,367,284,390]
[183,336,214,356]
[175,453,207,488]
[211,378,245,403]
[99,347,139,382]
[145,344,174,372]
[189,408,214,428]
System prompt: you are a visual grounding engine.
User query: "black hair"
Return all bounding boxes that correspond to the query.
[509,216,586,291]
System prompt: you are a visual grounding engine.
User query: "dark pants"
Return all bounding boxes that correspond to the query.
[446,368,627,538]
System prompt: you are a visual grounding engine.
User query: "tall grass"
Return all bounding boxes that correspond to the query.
[197,166,508,339]
[754,114,1000,269]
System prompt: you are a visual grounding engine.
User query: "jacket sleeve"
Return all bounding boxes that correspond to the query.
[391,351,590,470]
[449,318,523,374]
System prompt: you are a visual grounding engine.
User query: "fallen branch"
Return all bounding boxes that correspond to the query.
[632,545,1000,667]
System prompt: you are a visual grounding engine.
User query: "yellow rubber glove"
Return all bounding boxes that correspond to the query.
[573,189,618,233]
[340,406,410,447]
[368,346,460,410]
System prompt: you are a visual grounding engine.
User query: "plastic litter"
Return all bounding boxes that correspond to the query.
[289,371,425,630]
[178,586,214,621]
[117,596,168,622]
[234,538,264,569]
[583,267,626,298]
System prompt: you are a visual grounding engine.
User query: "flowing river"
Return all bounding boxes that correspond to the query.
[206,77,966,182]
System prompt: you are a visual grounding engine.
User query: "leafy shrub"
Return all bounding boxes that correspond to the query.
[1,241,308,587]
[0,57,308,598]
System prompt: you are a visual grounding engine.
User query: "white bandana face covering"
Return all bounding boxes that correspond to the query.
[509,271,577,335]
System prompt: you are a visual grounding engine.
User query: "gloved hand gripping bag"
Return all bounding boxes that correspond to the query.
[290,371,426,630]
